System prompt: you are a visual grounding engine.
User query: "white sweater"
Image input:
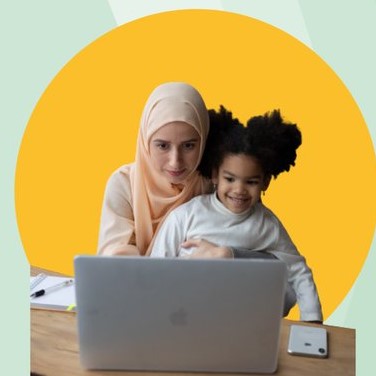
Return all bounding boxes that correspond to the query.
[151,193,323,321]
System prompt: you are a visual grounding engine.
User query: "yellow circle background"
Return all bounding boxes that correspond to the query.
[16,10,375,320]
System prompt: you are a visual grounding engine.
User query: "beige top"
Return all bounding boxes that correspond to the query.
[98,164,137,255]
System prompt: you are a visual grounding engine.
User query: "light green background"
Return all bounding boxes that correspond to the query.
[1,1,374,374]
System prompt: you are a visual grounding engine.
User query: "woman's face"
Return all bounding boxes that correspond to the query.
[149,122,201,184]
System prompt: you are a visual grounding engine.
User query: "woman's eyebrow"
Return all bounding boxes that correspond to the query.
[152,138,199,143]
[182,138,199,143]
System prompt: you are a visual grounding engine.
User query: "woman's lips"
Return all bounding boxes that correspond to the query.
[167,169,186,177]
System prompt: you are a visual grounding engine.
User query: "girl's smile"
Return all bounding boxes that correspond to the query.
[213,154,270,214]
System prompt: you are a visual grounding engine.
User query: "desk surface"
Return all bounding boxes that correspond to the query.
[31,266,355,376]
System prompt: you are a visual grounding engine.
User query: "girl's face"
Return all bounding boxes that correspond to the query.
[149,122,201,184]
[213,154,270,214]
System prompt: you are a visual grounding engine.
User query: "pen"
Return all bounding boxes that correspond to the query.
[30,279,74,298]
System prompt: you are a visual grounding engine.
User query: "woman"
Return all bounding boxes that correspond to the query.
[98,82,219,256]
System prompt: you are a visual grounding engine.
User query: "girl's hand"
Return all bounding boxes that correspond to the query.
[181,238,233,259]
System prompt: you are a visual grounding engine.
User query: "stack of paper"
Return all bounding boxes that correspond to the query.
[30,274,76,312]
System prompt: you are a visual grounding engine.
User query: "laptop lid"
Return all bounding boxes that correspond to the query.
[74,256,287,373]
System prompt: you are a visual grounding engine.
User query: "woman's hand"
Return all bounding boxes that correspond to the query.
[181,238,233,259]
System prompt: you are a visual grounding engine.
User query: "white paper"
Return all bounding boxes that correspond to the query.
[30,275,76,311]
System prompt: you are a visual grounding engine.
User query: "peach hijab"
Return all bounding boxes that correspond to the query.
[130,82,211,255]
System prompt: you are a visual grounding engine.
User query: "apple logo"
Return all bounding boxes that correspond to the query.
[169,307,188,326]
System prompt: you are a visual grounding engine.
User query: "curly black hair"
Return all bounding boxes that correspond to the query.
[198,106,302,179]
[245,109,302,178]
[197,105,244,178]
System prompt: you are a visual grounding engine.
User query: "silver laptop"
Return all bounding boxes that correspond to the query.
[74,256,287,373]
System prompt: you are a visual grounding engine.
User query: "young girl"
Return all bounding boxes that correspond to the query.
[150,107,323,322]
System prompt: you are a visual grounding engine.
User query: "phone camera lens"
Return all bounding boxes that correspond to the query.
[318,348,326,354]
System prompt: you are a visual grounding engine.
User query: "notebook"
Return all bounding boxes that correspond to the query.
[30,274,76,311]
[74,255,287,373]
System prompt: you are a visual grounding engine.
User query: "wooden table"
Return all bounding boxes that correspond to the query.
[31,266,355,376]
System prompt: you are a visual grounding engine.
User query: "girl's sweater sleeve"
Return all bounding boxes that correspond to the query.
[269,217,323,322]
[150,208,186,257]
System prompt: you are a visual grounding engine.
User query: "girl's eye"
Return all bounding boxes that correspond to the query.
[247,180,259,185]
[225,177,234,183]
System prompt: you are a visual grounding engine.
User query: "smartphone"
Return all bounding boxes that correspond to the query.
[287,324,328,358]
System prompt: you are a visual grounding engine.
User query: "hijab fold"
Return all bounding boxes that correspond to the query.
[130,82,210,255]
